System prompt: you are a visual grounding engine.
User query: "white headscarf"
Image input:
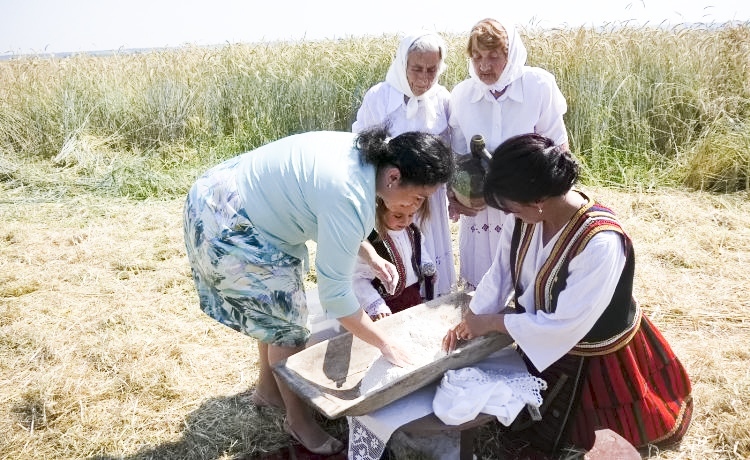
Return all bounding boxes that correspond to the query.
[385,31,448,120]
[467,20,528,102]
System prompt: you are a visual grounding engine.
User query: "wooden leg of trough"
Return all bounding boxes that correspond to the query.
[401,413,496,460]
[459,426,477,460]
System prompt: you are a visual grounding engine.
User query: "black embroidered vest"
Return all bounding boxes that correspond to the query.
[368,223,423,301]
[509,198,637,345]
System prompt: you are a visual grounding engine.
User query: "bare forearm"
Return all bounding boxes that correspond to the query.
[489,313,509,335]
[338,309,387,349]
[338,308,411,367]
[466,309,508,336]
[358,240,377,264]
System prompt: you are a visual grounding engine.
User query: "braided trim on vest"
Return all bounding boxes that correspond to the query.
[513,221,534,299]
[532,196,592,312]
[570,303,642,355]
[369,224,420,300]
[533,199,626,315]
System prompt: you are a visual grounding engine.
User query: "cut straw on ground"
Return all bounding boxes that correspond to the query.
[1,187,749,459]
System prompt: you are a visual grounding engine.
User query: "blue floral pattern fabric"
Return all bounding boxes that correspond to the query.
[183,157,309,347]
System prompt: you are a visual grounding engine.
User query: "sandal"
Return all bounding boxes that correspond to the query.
[283,419,344,455]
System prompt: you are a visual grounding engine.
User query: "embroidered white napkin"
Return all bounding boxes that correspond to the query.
[348,385,435,460]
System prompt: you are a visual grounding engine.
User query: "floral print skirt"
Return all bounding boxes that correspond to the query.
[183,157,309,347]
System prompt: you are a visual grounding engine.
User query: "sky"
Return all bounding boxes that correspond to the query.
[2,0,749,55]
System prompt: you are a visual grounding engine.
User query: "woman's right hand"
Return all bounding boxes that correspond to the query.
[338,309,412,367]
[443,310,507,352]
[379,340,412,368]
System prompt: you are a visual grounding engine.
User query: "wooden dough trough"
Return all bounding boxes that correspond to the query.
[273,291,513,418]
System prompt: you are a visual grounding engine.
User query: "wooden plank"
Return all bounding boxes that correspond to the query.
[273,291,514,418]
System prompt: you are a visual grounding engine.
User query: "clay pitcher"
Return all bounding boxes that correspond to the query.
[450,135,492,209]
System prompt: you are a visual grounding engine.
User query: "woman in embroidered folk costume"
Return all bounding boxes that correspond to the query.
[448,18,569,290]
[353,31,456,299]
[443,134,692,454]
[183,127,454,456]
[353,198,436,320]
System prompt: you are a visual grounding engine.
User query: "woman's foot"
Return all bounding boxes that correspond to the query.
[251,390,284,410]
[283,419,344,455]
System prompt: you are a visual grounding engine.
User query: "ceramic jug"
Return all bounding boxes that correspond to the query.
[450,135,492,209]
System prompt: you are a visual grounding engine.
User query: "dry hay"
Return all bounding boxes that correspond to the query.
[0,187,748,459]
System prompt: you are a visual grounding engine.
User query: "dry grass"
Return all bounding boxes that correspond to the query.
[1,187,749,459]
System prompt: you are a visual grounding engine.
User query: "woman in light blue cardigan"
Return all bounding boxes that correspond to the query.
[183,126,453,455]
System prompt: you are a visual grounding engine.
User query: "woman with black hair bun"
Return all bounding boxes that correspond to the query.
[444,133,692,456]
[184,127,453,455]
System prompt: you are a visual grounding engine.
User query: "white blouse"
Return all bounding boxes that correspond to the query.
[352,81,451,140]
[469,219,627,372]
[449,66,568,154]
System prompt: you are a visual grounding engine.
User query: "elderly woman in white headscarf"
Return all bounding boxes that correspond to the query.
[353,31,456,299]
[448,18,569,290]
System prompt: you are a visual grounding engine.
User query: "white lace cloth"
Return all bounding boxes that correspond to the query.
[433,365,547,426]
[347,348,547,460]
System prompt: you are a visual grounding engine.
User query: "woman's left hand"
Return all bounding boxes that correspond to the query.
[442,310,504,352]
[442,320,475,352]
[442,324,464,352]
[371,257,399,295]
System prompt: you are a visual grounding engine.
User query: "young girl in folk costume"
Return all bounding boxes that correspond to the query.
[354,198,436,320]
[444,134,692,456]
